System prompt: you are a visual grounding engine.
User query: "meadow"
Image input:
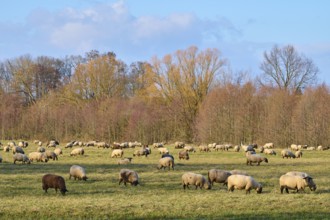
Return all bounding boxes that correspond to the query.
[0,142,329,219]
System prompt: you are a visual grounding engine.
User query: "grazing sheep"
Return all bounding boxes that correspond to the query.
[47,140,59,148]
[45,150,58,161]
[3,145,10,152]
[161,154,174,162]
[208,169,231,187]
[157,157,174,170]
[69,165,88,181]
[174,141,185,149]
[281,149,296,159]
[86,141,97,147]
[182,172,211,190]
[230,170,248,176]
[42,174,68,195]
[153,142,164,148]
[306,146,316,151]
[54,148,63,156]
[290,144,299,151]
[7,141,16,148]
[37,146,46,153]
[279,174,317,193]
[178,150,189,160]
[65,141,74,148]
[184,146,196,153]
[133,147,150,157]
[246,153,268,166]
[158,147,169,155]
[295,150,303,158]
[233,145,240,152]
[12,146,24,155]
[198,145,210,152]
[119,169,139,186]
[208,143,217,149]
[13,153,30,164]
[117,157,133,165]
[263,149,277,155]
[70,148,84,156]
[111,149,124,158]
[96,142,110,149]
[29,152,48,163]
[227,175,262,194]
[215,145,229,151]
[18,141,28,148]
[264,143,274,149]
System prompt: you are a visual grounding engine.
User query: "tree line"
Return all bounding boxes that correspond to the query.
[0,45,328,148]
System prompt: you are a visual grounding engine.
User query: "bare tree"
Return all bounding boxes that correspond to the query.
[259,45,318,93]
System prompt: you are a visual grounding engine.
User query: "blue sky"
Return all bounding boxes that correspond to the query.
[1,0,329,84]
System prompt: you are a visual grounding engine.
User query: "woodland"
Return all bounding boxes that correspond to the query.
[0,45,328,147]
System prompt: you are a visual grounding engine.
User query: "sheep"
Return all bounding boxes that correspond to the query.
[215,145,229,151]
[227,174,262,194]
[37,146,46,153]
[7,141,16,148]
[119,169,139,186]
[161,153,174,162]
[208,169,232,187]
[246,153,268,166]
[184,146,196,153]
[233,145,240,152]
[65,141,74,148]
[295,150,303,158]
[70,148,84,156]
[208,143,217,149]
[69,165,88,181]
[111,149,124,158]
[158,147,169,155]
[18,141,28,148]
[182,172,211,190]
[13,153,31,164]
[45,150,58,161]
[54,148,63,156]
[279,174,317,193]
[263,148,277,155]
[86,141,97,147]
[290,144,299,151]
[3,145,10,152]
[230,170,248,176]
[242,145,255,153]
[306,146,316,151]
[178,150,189,160]
[198,145,210,152]
[29,152,48,163]
[153,142,164,148]
[47,140,59,148]
[175,141,185,149]
[157,157,174,170]
[264,143,274,149]
[42,174,68,195]
[96,142,110,149]
[281,149,296,159]
[117,157,133,165]
[12,146,25,155]
[133,148,150,157]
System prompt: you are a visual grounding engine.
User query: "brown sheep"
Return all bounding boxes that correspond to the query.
[178,150,189,160]
[42,174,68,195]
[119,169,139,186]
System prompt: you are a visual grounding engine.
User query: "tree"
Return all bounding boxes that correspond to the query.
[259,45,318,93]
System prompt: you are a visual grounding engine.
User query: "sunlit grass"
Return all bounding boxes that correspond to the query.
[0,142,329,219]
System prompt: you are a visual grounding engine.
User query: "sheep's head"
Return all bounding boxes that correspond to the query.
[305,177,316,191]
[256,186,263,194]
[264,158,268,163]
[82,176,88,181]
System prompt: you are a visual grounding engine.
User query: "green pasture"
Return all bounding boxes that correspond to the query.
[0,142,329,219]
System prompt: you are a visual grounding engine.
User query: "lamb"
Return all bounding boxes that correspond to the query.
[12,146,24,154]
[13,153,30,164]
[281,149,296,159]
[119,169,139,186]
[181,172,211,190]
[37,146,46,153]
[184,146,196,153]
[117,157,133,165]
[208,169,231,187]
[111,149,124,158]
[158,147,169,155]
[54,148,63,156]
[70,148,85,156]
[263,148,277,155]
[295,150,303,158]
[157,157,174,170]
[69,165,88,181]
[178,150,189,160]
[279,174,316,193]
[227,174,262,194]
[246,153,268,165]
[42,174,68,195]
[29,152,48,162]
[45,150,58,161]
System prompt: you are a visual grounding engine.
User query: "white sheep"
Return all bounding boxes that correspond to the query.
[157,157,174,170]
[13,153,30,164]
[69,165,88,181]
[184,146,196,153]
[295,150,303,158]
[263,143,274,148]
[233,145,240,152]
[117,158,132,165]
[158,147,169,155]
[227,174,262,194]
[263,148,276,155]
[281,149,296,159]
[246,153,268,165]
[70,148,85,156]
[3,145,10,152]
[208,169,231,187]
[174,141,185,149]
[279,174,317,193]
[54,148,63,156]
[198,145,210,152]
[111,149,124,158]
[182,172,211,190]
[119,169,139,186]
[29,152,48,162]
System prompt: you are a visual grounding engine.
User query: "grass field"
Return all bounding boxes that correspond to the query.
[0,142,329,219]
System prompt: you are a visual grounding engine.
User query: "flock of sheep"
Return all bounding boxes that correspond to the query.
[0,140,324,196]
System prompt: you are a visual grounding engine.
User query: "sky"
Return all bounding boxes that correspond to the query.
[1,0,330,84]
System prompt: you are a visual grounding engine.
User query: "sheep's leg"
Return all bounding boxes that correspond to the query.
[119,178,123,185]
[285,188,289,194]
